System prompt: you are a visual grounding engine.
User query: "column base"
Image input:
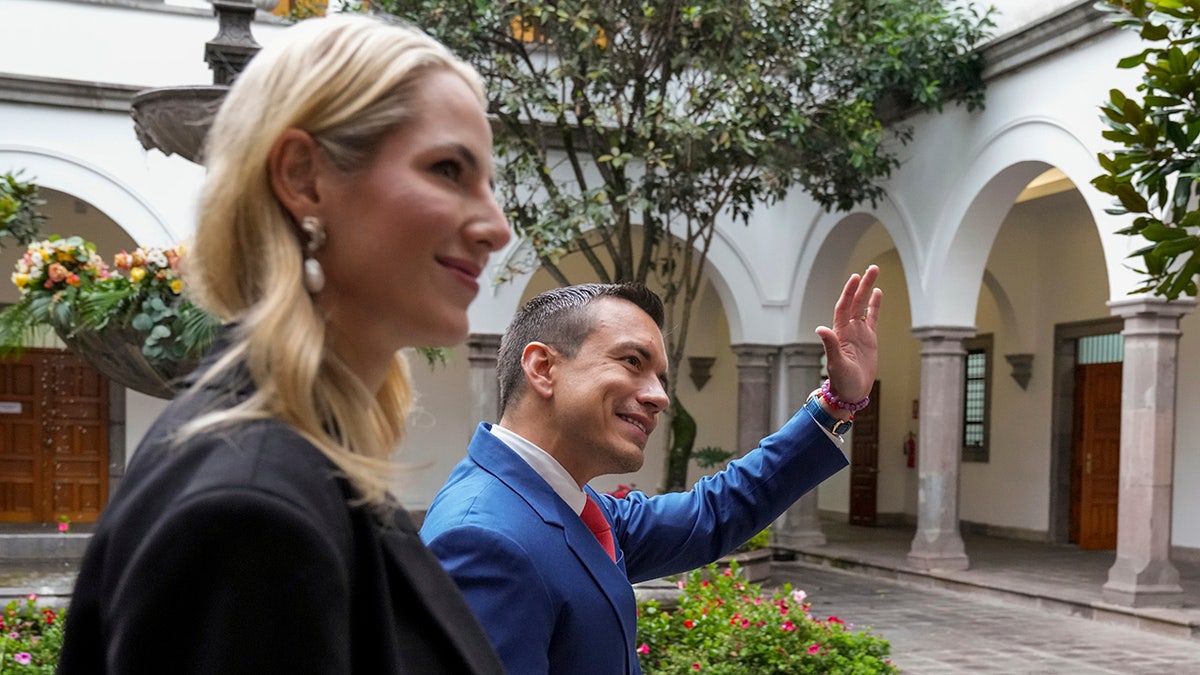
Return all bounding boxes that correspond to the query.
[1103,556,1184,607]
[907,551,969,572]
[1101,583,1184,608]
[908,529,969,571]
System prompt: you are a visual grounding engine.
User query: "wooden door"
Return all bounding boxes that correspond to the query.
[0,349,108,523]
[0,354,43,521]
[849,380,880,526]
[1071,362,1121,550]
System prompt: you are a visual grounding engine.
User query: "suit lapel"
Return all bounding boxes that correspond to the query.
[467,425,638,655]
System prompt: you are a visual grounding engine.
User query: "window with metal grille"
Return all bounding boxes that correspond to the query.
[962,334,992,462]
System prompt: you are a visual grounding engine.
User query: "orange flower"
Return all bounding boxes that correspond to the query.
[47,263,68,282]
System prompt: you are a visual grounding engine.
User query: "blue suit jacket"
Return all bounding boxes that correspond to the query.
[420,409,848,674]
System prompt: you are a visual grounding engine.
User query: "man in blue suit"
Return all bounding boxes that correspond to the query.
[421,266,881,674]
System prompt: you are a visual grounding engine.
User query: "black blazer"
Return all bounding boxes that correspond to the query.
[57,347,505,674]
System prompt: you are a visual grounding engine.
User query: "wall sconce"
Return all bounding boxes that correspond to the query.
[687,356,716,390]
[1005,353,1033,390]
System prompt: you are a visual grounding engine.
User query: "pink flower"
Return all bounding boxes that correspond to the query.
[26,594,36,601]
[47,263,68,282]
[827,615,843,624]
[9,631,19,639]
[637,643,649,655]
[14,653,32,665]
[58,522,69,533]
[780,621,796,631]
[808,643,821,655]
[692,664,701,671]
[792,589,807,604]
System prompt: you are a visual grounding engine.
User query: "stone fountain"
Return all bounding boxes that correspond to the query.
[130,0,264,163]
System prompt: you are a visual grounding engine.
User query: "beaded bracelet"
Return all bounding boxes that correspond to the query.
[820,379,870,412]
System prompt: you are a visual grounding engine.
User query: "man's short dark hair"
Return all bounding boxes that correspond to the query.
[497,283,664,416]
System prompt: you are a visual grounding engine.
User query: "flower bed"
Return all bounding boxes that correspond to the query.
[637,562,898,674]
[0,595,65,673]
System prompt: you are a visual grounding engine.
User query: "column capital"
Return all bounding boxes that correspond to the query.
[466,333,502,367]
[1108,297,1197,335]
[780,342,824,366]
[730,343,778,367]
[913,326,976,358]
[911,325,977,343]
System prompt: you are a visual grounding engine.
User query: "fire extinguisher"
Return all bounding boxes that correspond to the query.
[903,432,917,468]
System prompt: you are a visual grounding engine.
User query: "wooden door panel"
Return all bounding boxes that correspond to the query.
[0,358,42,521]
[849,380,881,526]
[0,350,109,523]
[1073,362,1121,550]
[44,352,109,522]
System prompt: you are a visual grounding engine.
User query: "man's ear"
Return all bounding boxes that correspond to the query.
[521,342,557,400]
[268,128,322,222]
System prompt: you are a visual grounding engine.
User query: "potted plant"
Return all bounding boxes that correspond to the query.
[1,234,218,399]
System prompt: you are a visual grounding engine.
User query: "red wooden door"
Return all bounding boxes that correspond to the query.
[0,354,42,521]
[1071,362,1121,550]
[0,349,108,523]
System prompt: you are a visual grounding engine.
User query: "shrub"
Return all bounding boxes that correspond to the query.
[0,595,66,673]
[637,563,897,674]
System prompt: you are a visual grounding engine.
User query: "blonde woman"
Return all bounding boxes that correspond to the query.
[58,15,510,674]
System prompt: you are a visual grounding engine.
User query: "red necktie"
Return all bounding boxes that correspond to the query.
[580,495,616,561]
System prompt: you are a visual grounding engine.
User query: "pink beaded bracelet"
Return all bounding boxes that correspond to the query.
[820,379,870,412]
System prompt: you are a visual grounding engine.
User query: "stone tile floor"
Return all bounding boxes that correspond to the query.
[771,561,1200,674]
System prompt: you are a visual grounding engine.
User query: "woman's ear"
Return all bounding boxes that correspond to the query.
[268,128,322,221]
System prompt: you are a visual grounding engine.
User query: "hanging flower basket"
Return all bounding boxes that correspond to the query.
[53,324,201,399]
[1,236,218,400]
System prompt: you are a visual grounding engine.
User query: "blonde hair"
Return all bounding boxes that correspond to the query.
[184,14,486,507]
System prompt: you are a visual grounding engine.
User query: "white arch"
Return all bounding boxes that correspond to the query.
[792,191,919,333]
[919,117,1118,325]
[471,225,754,343]
[0,145,174,245]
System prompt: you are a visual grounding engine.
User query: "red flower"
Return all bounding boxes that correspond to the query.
[684,619,695,629]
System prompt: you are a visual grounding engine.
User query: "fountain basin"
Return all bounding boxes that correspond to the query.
[130,84,229,163]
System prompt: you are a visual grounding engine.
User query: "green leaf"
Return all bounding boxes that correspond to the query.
[1118,51,1150,69]
[1142,22,1170,41]
[1115,182,1151,212]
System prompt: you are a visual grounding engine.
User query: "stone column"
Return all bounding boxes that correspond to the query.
[907,326,973,571]
[467,333,502,425]
[1102,297,1196,607]
[773,343,828,548]
[731,344,777,457]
